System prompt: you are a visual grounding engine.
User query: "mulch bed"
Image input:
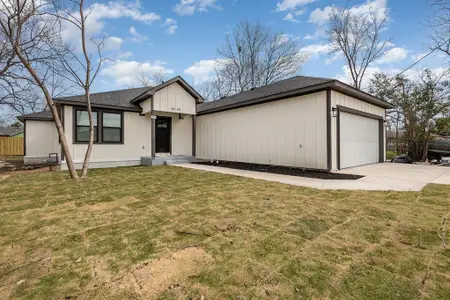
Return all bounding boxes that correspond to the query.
[193,160,364,180]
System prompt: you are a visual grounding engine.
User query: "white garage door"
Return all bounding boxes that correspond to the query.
[340,112,379,169]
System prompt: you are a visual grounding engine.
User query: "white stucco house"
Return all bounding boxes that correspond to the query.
[18,75,393,171]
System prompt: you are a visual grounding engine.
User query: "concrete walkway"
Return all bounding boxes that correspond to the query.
[175,163,450,191]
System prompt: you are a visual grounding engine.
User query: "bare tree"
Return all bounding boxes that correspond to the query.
[327,6,390,90]
[136,70,166,87]
[429,0,450,57]
[50,0,107,178]
[210,21,305,98]
[0,0,79,179]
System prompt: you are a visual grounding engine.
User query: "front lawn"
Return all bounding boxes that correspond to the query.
[0,166,449,299]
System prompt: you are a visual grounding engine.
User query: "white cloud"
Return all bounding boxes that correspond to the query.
[104,37,123,51]
[60,1,160,50]
[411,52,428,62]
[276,0,316,12]
[174,0,221,16]
[184,59,224,84]
[376,47,408,64]
[129,26,148,42]
[308,6,335,25]
[300,43,331,56]
[325,52,343,65]
[336,65,448,90]
[162,18,178,35]
[304,27,326,40]
[117,51,133,59]
[308,0,388,25]
[101,60,174,86]
[283,13,299,23]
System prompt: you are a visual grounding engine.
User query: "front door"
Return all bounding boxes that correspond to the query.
[155,117,171,153]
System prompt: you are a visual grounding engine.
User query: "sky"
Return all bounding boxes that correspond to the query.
[80,0,446,93]
[1,0,448,121]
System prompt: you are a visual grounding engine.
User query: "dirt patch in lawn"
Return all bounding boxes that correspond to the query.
[86,247,213,299]
[193,160,364,180]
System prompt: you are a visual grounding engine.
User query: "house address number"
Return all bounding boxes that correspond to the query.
[170,107,182,112]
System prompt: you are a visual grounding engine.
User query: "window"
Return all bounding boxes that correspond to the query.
[74,109,123,144]
[102,112,122,143]
[75,110,98,142]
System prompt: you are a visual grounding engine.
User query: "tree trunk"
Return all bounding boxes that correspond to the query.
[80,91,93,178]
[14,50,78,179]
[79,0,94,178]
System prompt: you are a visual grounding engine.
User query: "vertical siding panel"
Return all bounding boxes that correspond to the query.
[196,91,328,170]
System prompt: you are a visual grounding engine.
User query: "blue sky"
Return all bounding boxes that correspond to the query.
[84,0,445,93]
[1,0,447,122]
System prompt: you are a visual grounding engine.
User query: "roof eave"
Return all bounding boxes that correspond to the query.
[17,116,53,122]
[53,99,142,112]
[330,81,394,109]
[197,81,333,115]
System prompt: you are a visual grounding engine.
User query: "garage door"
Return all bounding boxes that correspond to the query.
[340,111,380,169]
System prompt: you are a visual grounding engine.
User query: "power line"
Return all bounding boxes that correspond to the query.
[393,38,450,78]
[394,48,438,77]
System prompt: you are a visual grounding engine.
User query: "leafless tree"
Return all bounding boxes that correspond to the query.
[327,6,391,90]
[210,21,305,98]
[429,0,450,57]
[49,0,108,178]
[136,70,166,87]
[0,0,79,179]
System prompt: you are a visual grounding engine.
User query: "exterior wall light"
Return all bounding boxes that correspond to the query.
[332,107,338,117]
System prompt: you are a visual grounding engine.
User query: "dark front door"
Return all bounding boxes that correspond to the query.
[155,117,171,153]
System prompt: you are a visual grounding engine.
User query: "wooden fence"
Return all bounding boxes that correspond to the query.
[0,137,24,156]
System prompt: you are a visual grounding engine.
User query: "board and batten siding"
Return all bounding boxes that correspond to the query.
[330,91,386,170]
[196,91,328,170]
[24,120,60,162]
[152,82,196,115]
[63,106,152,168]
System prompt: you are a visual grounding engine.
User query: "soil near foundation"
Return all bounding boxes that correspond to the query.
[192,160,364,180]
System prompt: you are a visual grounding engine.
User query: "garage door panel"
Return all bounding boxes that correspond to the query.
[340,112,379,169]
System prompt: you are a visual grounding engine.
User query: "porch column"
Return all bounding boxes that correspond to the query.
[192,115,196,156]
[151,100,156,158]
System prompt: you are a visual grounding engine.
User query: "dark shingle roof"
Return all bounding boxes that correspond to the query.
[197,75,393,115]
[17,110,53,122]
[0,126,23,136]
[54,86,151,111]
[197,76,334,114]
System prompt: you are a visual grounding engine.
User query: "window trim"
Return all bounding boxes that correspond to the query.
[101,111,124,144]
[73,107,124,145]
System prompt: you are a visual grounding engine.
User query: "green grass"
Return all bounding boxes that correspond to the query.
[0,166,449,299]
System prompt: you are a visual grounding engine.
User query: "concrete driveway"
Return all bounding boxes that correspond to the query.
[335,163,450,191]
[177,163,450,191]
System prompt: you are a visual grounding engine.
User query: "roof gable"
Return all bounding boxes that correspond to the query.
[131,76,205,104]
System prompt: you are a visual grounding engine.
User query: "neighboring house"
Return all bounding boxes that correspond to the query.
[18,75,393,171]
[0,126,24,137]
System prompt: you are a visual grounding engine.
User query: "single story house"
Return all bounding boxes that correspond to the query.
[18,75,393,171]
[0,126,24,137]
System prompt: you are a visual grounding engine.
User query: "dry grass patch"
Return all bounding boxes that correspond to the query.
[0,166,449,299]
